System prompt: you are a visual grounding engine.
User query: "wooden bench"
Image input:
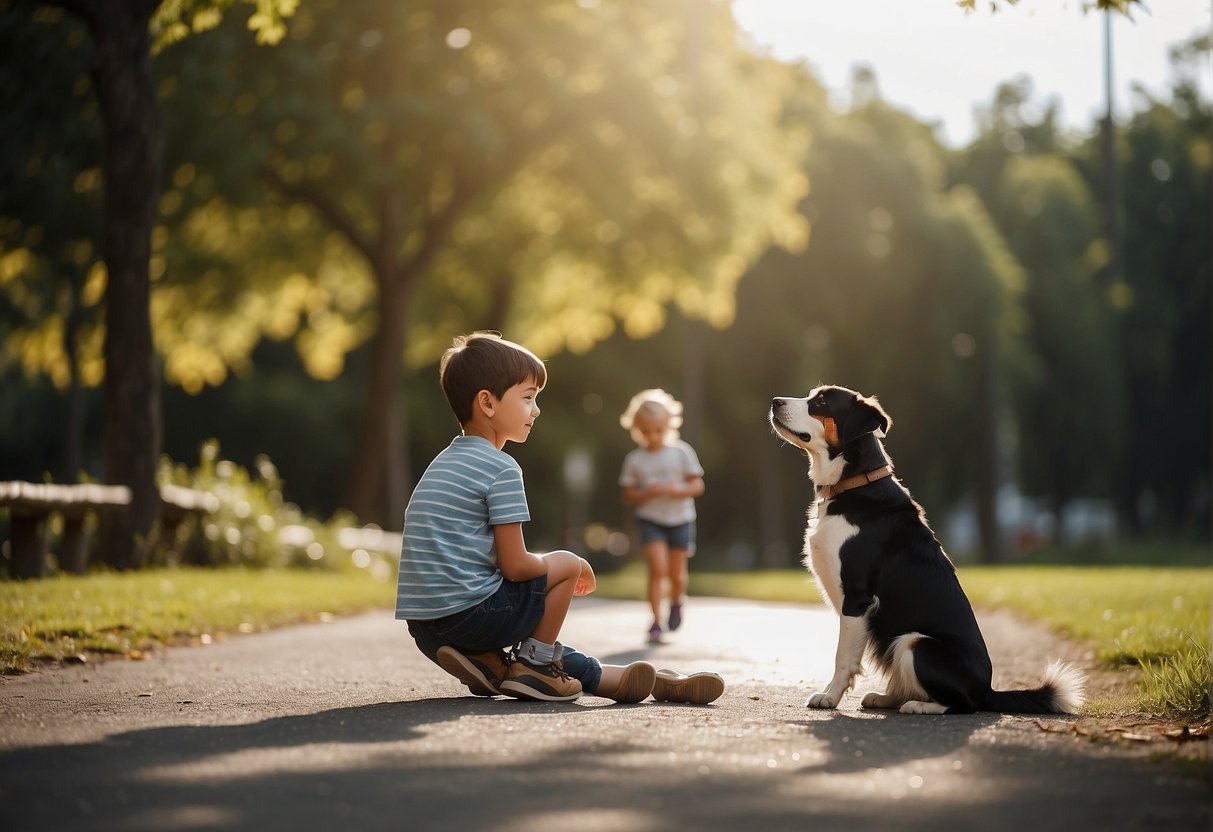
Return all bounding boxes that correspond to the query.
[159,484,220,546]
[0,481,219,579]
[0,482,132,578]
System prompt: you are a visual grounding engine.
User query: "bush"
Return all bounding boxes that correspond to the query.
[156,440,396,580]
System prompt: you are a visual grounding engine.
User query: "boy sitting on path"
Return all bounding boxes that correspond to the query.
[396,332,724,704]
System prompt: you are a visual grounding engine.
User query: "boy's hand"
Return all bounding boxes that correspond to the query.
[573,557,596,596]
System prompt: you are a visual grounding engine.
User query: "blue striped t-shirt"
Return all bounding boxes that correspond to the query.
[395,435,530,620]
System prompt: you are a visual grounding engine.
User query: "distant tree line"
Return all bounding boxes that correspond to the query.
[1,1,1208,568]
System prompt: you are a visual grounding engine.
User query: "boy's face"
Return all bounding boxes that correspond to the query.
[491,378,542,444]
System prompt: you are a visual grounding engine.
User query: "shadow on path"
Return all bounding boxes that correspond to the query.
[2,695,1207,832]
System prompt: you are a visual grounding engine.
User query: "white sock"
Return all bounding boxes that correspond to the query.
[517,638,561,665]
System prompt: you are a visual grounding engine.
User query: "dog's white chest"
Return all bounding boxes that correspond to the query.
[804,510,858,612]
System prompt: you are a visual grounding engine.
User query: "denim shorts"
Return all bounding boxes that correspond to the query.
[637,519,695,551]
[406,574,602,693]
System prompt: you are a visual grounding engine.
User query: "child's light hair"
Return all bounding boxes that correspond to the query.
[620,388,684,446]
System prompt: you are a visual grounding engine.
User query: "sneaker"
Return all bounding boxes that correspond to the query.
[436,646,510,696]
[499,660,582,702]
[648,622,663,644]
[667,603,683,631]
[608,661,657,704]
[652,668,725,705]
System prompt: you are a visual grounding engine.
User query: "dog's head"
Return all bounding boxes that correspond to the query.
[769,384,891,454]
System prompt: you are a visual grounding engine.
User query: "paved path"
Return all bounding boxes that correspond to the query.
[0,597,1208,831]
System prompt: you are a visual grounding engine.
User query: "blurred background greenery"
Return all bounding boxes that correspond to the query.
[0,0,1208,574]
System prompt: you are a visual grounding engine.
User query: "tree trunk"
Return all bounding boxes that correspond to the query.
[1049,490,1068,547]
[974,328,1003,563]
[346,280,409,524]
[86,2,163,569]
[385,391,409,529]
[757,439,787,568]
[346,186,417,525]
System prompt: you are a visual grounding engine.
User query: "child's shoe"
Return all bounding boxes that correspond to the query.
[647,622,663,644]
[667,603,683,631]
[436,646,510,696]
[499,659,582,702]
[608,661,657,704]
[652,668,725,705]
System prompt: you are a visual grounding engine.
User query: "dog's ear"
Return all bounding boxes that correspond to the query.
[840,393,892,442]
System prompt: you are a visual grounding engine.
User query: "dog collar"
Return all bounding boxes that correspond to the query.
[820,464,894,499]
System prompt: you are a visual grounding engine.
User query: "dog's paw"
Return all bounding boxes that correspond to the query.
[806,691,839,709]
[899,699,949,715]
[860,690,889,709]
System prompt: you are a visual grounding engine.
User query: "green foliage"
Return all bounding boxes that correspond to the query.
[1,0,1207,555]
[150,0,299,52]
[955,67,1211,537]
[0,5,105,392]
[156,440,395,577]
[957,124,1123,514]
[149,0,816,520]
[153,0,809,378]
[0,0,303,395]
[521,81,1031,556]
[1107,94,1212,532]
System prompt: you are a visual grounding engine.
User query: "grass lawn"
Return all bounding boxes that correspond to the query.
[1,568,394,674]
[3,560,1208,720]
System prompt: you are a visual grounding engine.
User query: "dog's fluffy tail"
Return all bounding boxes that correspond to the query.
[982,660,1086,714]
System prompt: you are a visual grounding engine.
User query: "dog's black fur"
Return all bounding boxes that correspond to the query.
[770,384,1084,715]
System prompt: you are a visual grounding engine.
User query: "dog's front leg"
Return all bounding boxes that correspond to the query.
[807,614,869,709]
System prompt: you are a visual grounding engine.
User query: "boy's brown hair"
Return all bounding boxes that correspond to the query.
[440,332,547,425]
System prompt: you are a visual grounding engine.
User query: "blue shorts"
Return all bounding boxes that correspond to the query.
[406,574,603,694]
[637,519,695,551]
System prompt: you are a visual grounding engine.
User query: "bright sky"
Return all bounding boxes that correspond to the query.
[732,0,1212,147]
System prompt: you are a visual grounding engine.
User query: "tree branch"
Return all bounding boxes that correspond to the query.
[399,175,480,281]
[399,127,561,281]
[263,169,376,265]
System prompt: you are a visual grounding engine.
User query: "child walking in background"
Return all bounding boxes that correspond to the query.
[619,389,706,645]
[398,334,724,705]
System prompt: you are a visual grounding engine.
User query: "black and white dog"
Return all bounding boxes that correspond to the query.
[769,384,1084,714]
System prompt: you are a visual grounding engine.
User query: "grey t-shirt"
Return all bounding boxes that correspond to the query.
[618,440,704,526]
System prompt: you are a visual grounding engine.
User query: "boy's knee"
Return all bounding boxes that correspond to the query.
[544,550,581,582]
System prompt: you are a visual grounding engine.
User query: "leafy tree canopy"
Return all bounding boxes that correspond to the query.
[153,0,809,388]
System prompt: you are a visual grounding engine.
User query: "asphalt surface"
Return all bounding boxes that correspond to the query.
[0,596,1209,831]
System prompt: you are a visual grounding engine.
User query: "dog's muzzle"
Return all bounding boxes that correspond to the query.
[770,401,813,443]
